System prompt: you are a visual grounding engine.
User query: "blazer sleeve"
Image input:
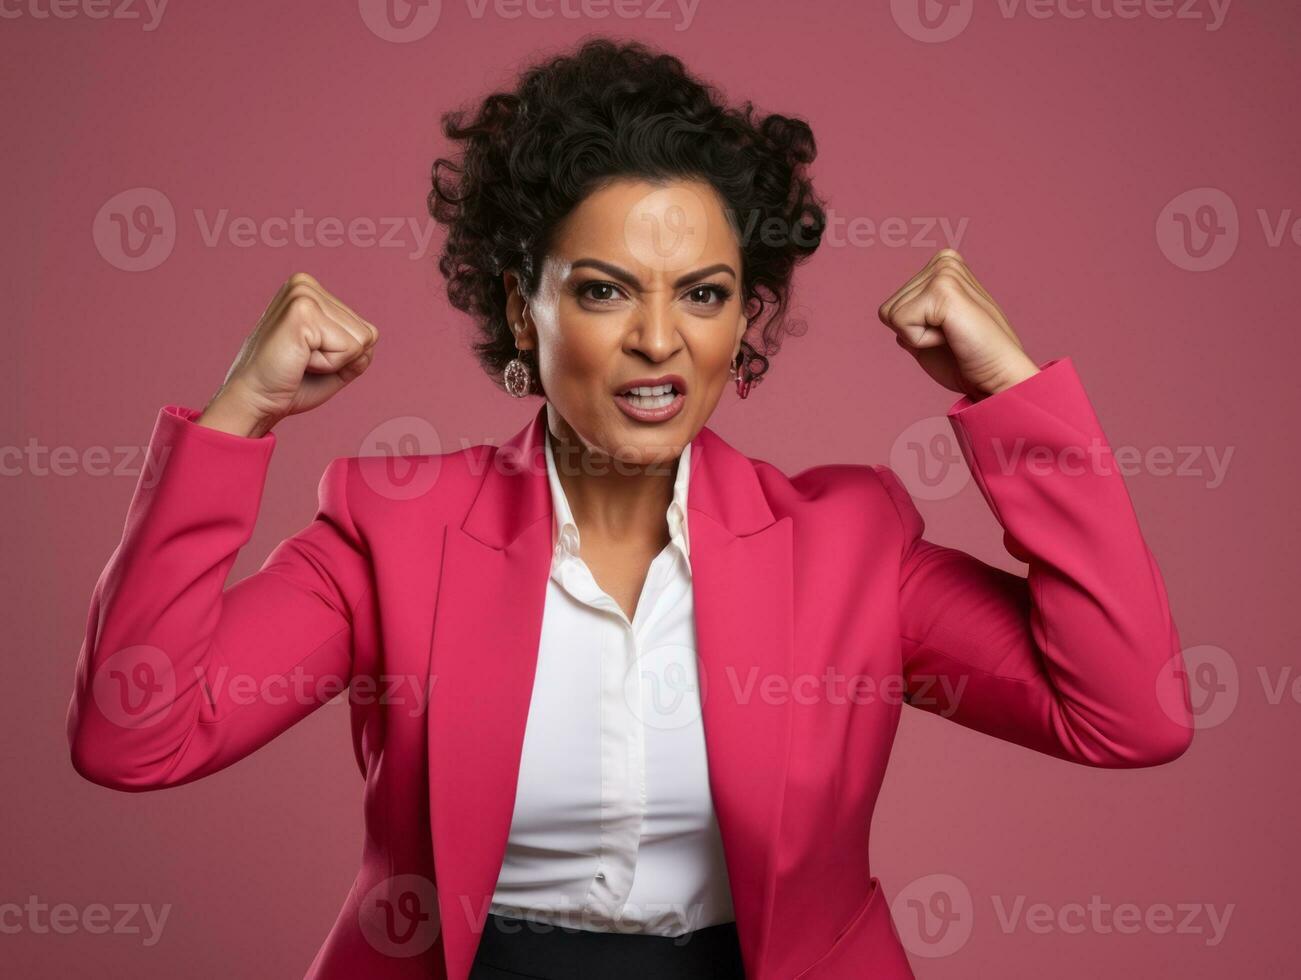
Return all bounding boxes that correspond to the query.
[66,405,372,791]
[874,357,1194,768]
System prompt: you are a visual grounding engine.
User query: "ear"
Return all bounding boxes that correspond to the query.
[502,270,536,351]
[732,308,749,359]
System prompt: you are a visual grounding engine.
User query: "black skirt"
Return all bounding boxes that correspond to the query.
[469,911,747,979]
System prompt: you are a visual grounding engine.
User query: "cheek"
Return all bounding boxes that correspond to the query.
[694,325,741,373]
[540,313,619,396]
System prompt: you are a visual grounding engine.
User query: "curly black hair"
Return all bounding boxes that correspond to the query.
[427,36,827,396]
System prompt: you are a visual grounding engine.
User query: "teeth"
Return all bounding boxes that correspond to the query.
[624,383,675,396]
[622,390,677,410]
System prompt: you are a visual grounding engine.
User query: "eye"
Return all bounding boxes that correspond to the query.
[685,284,733,307]
[579,281,625,304]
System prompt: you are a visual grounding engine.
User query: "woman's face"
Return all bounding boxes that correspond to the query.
[505,177,748,469]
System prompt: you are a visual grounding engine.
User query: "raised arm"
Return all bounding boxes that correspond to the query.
[66,407,373,790]
[67,271,381,790]
[875,356,1193,767]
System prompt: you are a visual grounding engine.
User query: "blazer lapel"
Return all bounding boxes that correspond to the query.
[425,406,553,980]
[688,425,796,980]
[425,404,794,980]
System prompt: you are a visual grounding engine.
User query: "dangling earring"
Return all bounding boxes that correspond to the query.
[503,306,533,398]
[730,349,753,399]
[730,346,769,399]
[503,342,532,398]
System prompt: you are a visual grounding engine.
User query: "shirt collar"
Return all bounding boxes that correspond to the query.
[543,431,692,570]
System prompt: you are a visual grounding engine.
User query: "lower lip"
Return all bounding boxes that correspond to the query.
[614,390,686,423]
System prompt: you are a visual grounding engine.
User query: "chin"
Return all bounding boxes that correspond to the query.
[593,423,687,465]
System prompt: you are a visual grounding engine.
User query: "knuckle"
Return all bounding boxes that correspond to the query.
[929,269,964,294]
[285,293,320,320]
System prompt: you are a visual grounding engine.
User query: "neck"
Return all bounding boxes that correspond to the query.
[545,411,679,548]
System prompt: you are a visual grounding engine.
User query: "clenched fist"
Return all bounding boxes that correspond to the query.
[878,249,1039,401]
[198,273,380,438]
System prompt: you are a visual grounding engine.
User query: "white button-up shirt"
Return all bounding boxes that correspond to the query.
[488,433,736,936]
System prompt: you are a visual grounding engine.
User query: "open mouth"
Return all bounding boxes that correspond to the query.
[614,377,687,422]
[617,383,680,410]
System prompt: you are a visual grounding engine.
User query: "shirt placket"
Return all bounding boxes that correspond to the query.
[537,433,701,930]
[557,541,681,924]
[588,605,642,921]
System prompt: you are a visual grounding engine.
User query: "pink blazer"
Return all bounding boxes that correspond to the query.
[66,356,1193,979]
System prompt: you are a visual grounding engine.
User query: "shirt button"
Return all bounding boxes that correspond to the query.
[594,871,605,880]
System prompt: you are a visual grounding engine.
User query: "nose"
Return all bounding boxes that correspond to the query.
[624,297,684,363]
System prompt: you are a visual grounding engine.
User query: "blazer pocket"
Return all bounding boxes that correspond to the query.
[794,876,914,980]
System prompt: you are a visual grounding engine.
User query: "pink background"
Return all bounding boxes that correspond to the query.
[3,1,1296,977]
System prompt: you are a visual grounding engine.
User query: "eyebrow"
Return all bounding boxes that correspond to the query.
[569,258,736,291]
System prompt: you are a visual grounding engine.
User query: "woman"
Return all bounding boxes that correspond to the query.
[66,37,1193,980]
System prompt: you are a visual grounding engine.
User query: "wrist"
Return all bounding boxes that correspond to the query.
[975,356,1040,399]
[197,386,277,439]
